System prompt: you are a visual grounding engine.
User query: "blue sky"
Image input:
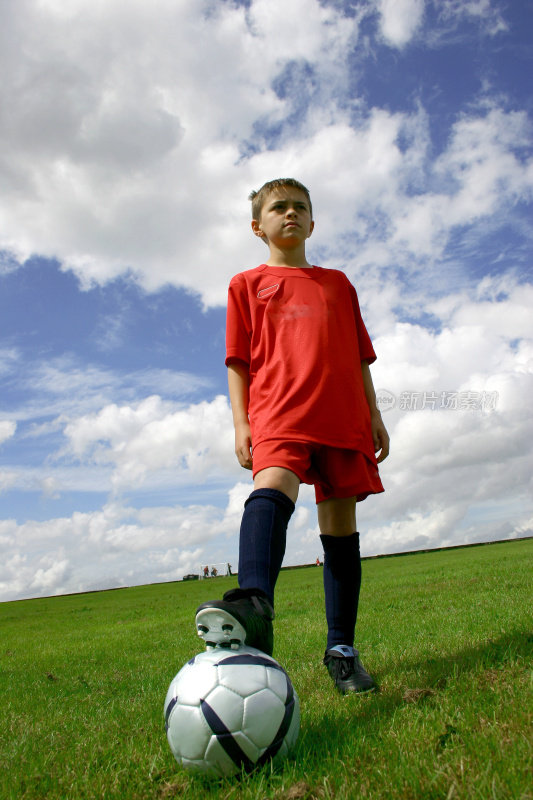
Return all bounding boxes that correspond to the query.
[1,0,532,601]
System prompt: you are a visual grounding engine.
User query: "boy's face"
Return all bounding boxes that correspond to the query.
[252,188,314,247]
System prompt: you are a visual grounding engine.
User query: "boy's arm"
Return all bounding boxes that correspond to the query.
[227,361,253,470]
[361,360,390,463]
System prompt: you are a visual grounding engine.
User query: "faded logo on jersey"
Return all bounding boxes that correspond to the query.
[257,284,279,299]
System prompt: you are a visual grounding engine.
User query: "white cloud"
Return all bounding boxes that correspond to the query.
[241,103,532,295]
[61,394,237,490]
[1,1,523,308]
[437,0,508,37]
[4,356,211,424]
[0,353,223,499]
[377,0,425,48]
[0,421,16,446]
[0,491,249,601]
[248,0,358,60]
[0,0,361,305]
[355,274,533,558]
[0,471,18,492]
[0,348,19,374]
[386,106,533,262]
[30,556,70,593]
[40,476,61,500]
[374,281,533,407]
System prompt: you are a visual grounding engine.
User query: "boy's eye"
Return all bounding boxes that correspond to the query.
[272,203,307,211]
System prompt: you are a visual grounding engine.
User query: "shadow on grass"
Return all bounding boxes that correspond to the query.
[299,628,532,757]
[392,627,532,684]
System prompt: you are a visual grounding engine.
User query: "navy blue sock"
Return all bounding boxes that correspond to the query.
[320,532,362,650]
[238,488,295,606]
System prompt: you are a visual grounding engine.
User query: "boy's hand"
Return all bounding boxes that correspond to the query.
[235,421,253,470]
[371,412,390,463]
[360,360,390,462]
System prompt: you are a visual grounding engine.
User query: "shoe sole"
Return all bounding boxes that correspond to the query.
[195,607,247,650]
[336,681,378,694]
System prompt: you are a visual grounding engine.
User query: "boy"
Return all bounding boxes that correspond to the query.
[196,178,389,694]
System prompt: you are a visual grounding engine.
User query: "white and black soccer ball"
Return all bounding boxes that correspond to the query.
[164,645,300,777]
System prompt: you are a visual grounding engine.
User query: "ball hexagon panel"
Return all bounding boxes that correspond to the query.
[285,701,301,748]
[181,756,217,776]
[266,665,291,701]
[218,663,269,697]
[204,731,260,776]
[166,704,211,761]
[172,661,218,705]
[230,730,261,763]
[203,684,244,732]
[242,688,286,748]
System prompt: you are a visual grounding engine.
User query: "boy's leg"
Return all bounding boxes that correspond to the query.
[238,468,299,603]
[253,466,300,503]
[318,497,360,650]
[195,467,299,655]
[318,497,376,693]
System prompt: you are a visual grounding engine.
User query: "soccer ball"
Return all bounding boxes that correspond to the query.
[164,645,300,777]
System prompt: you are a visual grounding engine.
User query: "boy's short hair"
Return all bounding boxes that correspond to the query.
[249,178,312,220]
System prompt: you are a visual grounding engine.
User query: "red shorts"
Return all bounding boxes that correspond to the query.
[252,439,384,504]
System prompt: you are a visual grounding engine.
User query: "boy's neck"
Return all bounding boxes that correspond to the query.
[264,243,313,269]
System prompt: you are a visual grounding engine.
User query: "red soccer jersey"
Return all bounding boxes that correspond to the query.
[225,265,377,462]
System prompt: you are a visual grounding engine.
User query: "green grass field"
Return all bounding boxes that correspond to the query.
[1,539,531,800]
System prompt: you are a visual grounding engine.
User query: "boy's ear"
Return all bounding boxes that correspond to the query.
[308,220,315,238]
[251,219,265,239]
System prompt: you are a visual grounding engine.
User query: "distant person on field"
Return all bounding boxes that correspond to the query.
[203,565,209,578]
[211,566,218,578]
[195,178,389,694]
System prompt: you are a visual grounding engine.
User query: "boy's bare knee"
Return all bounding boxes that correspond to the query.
[253,467,300,503]
[318,497,357,536]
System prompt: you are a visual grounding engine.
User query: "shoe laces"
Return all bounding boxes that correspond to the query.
[336,656,355,679]
[250,594,274,620]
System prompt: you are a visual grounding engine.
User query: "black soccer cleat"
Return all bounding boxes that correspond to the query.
[195,588,274,655]
[323,646,378,694]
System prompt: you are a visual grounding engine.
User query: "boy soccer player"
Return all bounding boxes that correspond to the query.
[196,178,389,694]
